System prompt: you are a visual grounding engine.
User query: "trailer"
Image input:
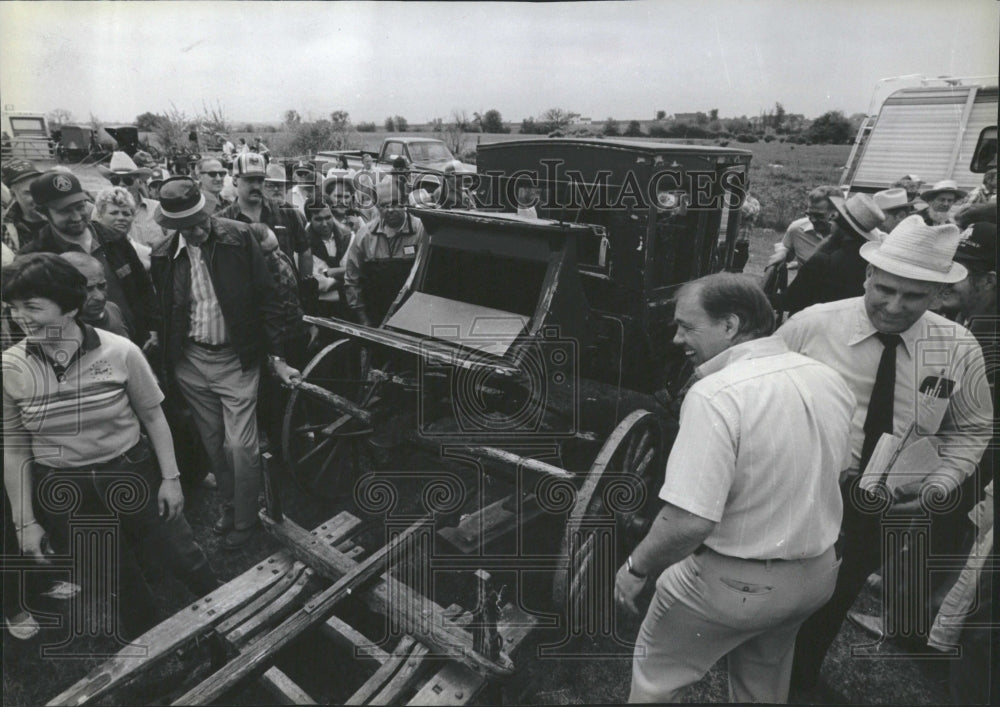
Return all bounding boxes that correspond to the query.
[841,75,998,194]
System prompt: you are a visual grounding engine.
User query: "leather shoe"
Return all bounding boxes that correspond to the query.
[212,508,235,535]
[222,526,258,551]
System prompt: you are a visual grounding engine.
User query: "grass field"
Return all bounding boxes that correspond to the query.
[3,143,959,706]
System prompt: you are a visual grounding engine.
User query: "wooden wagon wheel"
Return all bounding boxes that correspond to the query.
[552,410,663,619]
[282,338,379,500]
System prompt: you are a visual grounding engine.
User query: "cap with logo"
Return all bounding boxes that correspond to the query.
[2,159,42,188]
[954,222,997,271]
[29,171,90,210]
[232,152,268,177]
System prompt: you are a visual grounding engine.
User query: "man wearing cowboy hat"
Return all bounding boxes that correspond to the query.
[781,215,992,695]
[871,187,915,240]
[289,162,318,217]
[150,177,301,549]
[97,151,166,250]
[919,179,967,225]
[263,163,289,206]
[782,192,885,315]
[21,170,159,350]
[2,159,47,251]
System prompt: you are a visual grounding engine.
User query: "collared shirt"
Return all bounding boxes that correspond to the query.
[2,323,164,467]
[343,214,426,310]
[660,337,854,559]
[780,216,825,265]
[175,235,229,345]
[777,297,992,487]
[129,197,167,248]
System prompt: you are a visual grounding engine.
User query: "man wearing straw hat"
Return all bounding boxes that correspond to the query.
[918,179,967,226]
[781,215,992,695]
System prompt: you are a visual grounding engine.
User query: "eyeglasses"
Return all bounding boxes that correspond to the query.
[109,176,135,187]
[202,171,227,178]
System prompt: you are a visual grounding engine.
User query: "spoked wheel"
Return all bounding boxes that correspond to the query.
[282,339,379,500]
[552,410,664,621]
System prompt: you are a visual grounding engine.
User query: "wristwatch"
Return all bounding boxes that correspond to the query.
[626,555,647,579]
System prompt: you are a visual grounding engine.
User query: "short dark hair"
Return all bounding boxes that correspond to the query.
[678,273,775,340]
[1,252,88,313]
[305,203,331,221]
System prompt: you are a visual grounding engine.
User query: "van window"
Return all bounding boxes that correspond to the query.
[970,126,997,172]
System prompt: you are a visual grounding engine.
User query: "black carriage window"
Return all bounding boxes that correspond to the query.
[422,246,548,318]
[971,126,997,172]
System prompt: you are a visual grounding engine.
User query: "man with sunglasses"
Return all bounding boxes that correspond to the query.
[195,157,232,215]
[98,151,166,251]
[767,185,842,269]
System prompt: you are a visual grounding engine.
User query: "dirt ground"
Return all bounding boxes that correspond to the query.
[1,160,974,705]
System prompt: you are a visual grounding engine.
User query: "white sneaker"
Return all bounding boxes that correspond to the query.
[6,612,40,640]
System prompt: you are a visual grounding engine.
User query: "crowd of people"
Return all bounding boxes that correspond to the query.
[1,147,996,704]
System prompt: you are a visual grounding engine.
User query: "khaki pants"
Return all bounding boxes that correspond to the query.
[174,344,262,530]
[630,546,840,703]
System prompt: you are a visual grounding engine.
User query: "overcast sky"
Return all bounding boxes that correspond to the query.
[1,1,997,125]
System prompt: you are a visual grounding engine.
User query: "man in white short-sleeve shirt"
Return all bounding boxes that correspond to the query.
[615,273,854,704]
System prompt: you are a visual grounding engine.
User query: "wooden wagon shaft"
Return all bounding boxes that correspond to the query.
[345,635,431,706]
[172,519,428,706]
[404,432,576,482]
[303,315,520,377]
[295,381,373,426]
[263,514,516,676]
[47,512,362,707]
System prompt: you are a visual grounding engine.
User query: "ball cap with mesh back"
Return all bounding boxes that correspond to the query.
[859,214,967,283]
[153,177,210,229]
[265,164,287,183]
[2,159,41,187]
[953,222,997,271]
[30,170,90,210]
[232,152,267,177]
[830,193,885,240]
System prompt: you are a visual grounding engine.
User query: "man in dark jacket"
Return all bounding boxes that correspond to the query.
[782,193,885,315]
[2,159,46,251]
[151,177,300,550]
[21,170,158,348]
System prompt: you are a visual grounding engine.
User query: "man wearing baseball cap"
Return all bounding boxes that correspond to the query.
[781,215,992,697]
[150,176,300,549]
[220,153,313,283]
[20,171,158,349]
[2,159,46,250]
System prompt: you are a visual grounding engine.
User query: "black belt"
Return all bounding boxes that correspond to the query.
[188,339,231,351]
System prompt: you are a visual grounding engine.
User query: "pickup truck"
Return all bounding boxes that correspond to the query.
[315,136,476,181]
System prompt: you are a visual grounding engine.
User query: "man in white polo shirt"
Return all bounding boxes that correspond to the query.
[615,273,854,703]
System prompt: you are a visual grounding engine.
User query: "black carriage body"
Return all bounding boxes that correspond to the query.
[474,138,752,391]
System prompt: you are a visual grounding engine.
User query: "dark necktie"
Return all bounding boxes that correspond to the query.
[860,332,902,470]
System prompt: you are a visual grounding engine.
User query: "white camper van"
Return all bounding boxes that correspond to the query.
[842,75,997,194]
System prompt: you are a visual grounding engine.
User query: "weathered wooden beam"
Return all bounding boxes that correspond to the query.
[47,511,361,707]
[263,514,515,677]
[319,616,389,666]
[172,519,429,706]
[406,603,537,707]
[215,562,308,638]
[295,381,373,425]
[369,641,431,706]
[344,635,429,706]
[224,567,315,648]
[258,666,317,705]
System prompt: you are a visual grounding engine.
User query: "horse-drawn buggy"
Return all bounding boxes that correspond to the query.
[50,139,752,706]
